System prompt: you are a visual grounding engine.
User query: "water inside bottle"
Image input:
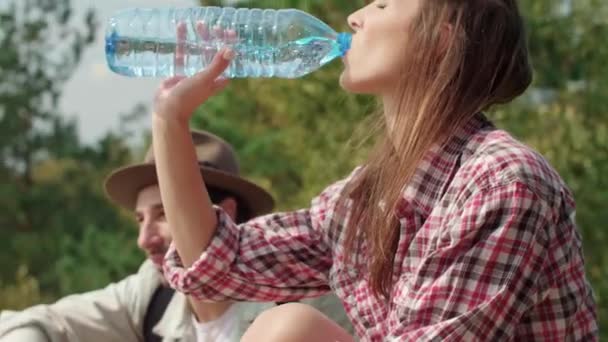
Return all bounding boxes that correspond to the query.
[106,31,345,78]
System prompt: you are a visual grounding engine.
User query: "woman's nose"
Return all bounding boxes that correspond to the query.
[348,10,363,32]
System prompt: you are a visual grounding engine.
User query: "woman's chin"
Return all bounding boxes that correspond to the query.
[339,73,377,95]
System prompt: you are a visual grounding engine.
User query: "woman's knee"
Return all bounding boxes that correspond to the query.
[242,303,353,342]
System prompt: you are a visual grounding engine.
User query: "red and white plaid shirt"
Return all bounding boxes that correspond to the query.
[164,114,597,341]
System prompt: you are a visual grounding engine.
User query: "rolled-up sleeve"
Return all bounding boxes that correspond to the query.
[163,174,353,302]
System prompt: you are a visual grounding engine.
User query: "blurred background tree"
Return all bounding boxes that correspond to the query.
[0,0,142,306]
[1,0,606,337]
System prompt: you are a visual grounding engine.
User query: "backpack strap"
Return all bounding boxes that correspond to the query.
[143,286,175,342]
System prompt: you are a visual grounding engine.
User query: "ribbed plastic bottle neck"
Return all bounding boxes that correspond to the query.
[337,33,352,57]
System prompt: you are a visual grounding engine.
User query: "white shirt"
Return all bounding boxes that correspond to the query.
[192,304,242,342]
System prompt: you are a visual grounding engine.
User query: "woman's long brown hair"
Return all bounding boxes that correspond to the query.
[343,0,533,299]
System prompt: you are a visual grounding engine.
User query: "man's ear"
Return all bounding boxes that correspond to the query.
[218,197,238,221]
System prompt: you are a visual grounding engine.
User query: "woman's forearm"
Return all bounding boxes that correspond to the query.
[152,116,218,266]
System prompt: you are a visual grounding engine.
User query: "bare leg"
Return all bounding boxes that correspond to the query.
[241,303,355,342]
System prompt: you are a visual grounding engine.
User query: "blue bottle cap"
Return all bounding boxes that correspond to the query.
[337,33,352,57]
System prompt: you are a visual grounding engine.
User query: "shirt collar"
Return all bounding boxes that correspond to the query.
[398,113,493,217]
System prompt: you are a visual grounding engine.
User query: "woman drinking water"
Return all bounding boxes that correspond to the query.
[150,0,598,340]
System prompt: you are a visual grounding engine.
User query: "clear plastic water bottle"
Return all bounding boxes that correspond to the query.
[105,7,352,78]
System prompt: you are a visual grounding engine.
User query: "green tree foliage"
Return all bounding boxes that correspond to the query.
[0,0,143,308]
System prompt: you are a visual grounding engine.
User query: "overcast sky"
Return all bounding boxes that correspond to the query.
[59,0,196,144]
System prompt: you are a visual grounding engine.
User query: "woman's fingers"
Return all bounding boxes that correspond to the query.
[156,54,227,110]
[196,21,215,66]
[210,76,230,96]
[211,25,224,41]
[225,29,238,45]
[164,48,232,115]
[192,47,234,84]
[195,21,210,41]
[156,21,236,120]
[174,22,187,75]
[161,75,187,90]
